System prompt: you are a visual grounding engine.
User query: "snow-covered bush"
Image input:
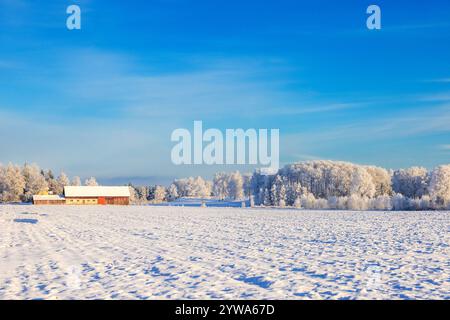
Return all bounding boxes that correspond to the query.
[315,198,329,209]
[419,195,432,210]
[327,196,349,210]
[392,194,407,211]
[347,195,370,211]
[294,197,301,208]
[300,193,316,209]
[370,195,392,211]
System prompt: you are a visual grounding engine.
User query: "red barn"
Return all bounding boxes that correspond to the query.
[32,195,66,205]
[63,186,131,205]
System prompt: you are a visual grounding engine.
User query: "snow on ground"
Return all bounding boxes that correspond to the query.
[159,197,249,207]
[0,205,449,300]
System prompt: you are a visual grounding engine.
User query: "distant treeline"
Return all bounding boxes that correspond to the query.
[0,163,99,202]
[130,160,450,210]
[2,160,449,210]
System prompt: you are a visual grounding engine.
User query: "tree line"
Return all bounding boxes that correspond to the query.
[0,163,99,202]
[128,160,450,210]
[1,160,449,210]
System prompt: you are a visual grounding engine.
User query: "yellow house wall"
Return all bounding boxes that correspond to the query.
[65,198,98,205]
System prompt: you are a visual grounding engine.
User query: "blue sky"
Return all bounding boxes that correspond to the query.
[0,0,449,184]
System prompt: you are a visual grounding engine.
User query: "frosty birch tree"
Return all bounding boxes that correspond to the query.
[173,176,211,198]
[84,177,99,186]
[0,163,26,202]
[228,172,244,200]
[22,163,48,201]
[350,167,376,198]
[167,184,179,201]
[44,170,60,194]
[153,185,167,202]
[365,165,392,196]
[71,176,82,186]
[392,167,429,198]
[56,172,70,194]
[213,172,228,200]
[429,165,450,208]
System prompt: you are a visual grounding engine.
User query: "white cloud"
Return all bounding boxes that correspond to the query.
[281,103,450,163]
[43,49,362,121]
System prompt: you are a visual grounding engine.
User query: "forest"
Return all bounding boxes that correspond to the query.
[1,160,449,210]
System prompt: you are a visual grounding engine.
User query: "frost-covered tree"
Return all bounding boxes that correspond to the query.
[300,193,316,209]
[213,171,245,200]
[167,184,179,201]
[153,185,167,202]
[293,196,302,208]
[350,167,376,198]
[71,176,81,186]
[370,195,392,211]
[250,169,274,205]
[315,198,329,209]
[128,186,138,204]
[0,163,26,202]
[251,160,394,209]
[263,188,271,206]
[270,180,278,207]
[192,177,212,198]
[242,173,252,198]
[275,160,376,199]
[270,175,289,206]
[173,176,211,198]
[228,172,244,200]
[285,182,302,206]
[84,177,99,186]
[392,194,407,211]
[130,185,149,203]
[428,164,450,208]
[55,172,70,195]
[327,196,348,210]
[278,184,287,207]
[22,163,48,201]
[213,172,228,200]
[392,167,429,198]
[365,166,392,196]
[347,195,369,211]
[44,170,60,194]
[418,195,432,210]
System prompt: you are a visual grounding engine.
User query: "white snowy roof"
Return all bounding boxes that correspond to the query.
[33,195,66,201]
[64,186,131,198]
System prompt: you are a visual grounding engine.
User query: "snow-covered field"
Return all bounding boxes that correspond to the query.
[0,205,449,300]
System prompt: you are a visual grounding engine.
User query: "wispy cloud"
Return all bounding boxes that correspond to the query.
[282,103,450,156]
[0,47,374,177]
[419,93,450,102]
[433,78,450,83]
[0,60,18,69]
[26,49,360,121]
